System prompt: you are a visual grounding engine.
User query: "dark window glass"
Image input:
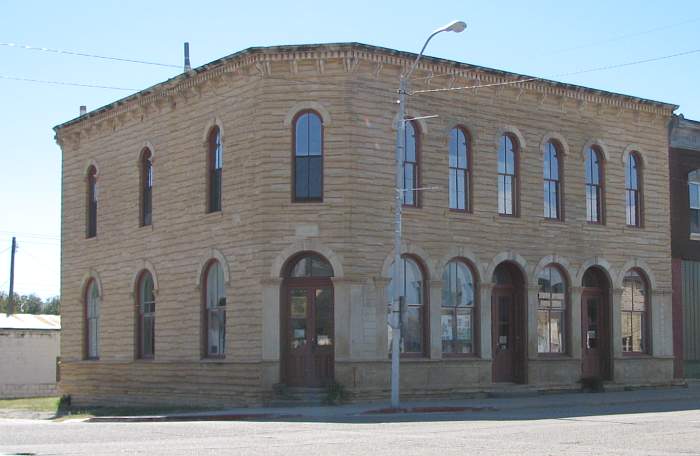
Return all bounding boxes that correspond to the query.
[85,280,100,359]
[294,112,323,201]
[403,121,418,206]
[141,149,153,226]
[537,266,566,353]
[87,166,97,238]
[448,128,470,211]
[387,257,425,354]
[621,270,648,353]
[289,254,333,278]
[208,127,222,213]
[498,135,517,215]
[585,147,603,223]
[689,171,700,234]
[543,141,561,219]
[441,261,476,354]
[625,153,641,227]
[205,261,226,357]
[138,271,155,359]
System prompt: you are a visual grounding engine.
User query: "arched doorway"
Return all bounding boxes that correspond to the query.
[281,252,334,387]
[581,267,611,380]
[491,262,526,383]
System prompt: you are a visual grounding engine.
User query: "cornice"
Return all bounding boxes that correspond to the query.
[53,43,678,147]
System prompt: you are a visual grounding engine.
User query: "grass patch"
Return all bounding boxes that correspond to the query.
[0,396,61,412]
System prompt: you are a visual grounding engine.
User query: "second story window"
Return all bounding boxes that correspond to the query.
[140,148,153,226]
[86,165,98,238]
[448,127,470,211]
[625,152,642,227]
[293,111,323,202]
[207,126,222,213]
[497,134,517,216]
[585,146,604,223]
[402,120,419,207]
[690,170,700,235]
[543,141,561,220]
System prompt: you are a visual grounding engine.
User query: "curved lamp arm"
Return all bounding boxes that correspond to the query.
[404,20,467,79]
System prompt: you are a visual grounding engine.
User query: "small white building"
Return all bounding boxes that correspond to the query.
[0,314,61,398]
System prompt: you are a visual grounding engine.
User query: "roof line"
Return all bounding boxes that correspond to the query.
[54,42,679,132]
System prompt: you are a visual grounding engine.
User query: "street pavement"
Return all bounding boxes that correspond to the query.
[2,384,700,455]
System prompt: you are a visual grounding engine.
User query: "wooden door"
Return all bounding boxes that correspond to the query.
[581,292,609,379]
[284,285,334,387]
[493,288,521,383]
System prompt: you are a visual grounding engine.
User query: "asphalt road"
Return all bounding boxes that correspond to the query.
[2,397,700,456]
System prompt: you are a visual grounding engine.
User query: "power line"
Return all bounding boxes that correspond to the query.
[411,47,700,95]
[0,74,135,91]
[0,42,181,69]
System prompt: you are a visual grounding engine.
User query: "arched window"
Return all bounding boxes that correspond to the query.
[85,279,100,359]
[403,120,419,207]
[441,260,476,354]
[625,152,642,227]
[622,270,649,353]
[387,256,425,355]
[585,147,604,223]
[448,127,471,212]
[543,141,562,220]
[204,260,226,357]
[497,134,517,215]
[293,111,323,202]
[537,266,566,353]
[289,253,333,277]
[140,148,153,226]
[688,170,700,234]
[86,165,98,238]
[207,126,222,213]
[137,271,155,359]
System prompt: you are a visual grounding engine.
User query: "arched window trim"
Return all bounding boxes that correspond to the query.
[585,146,605,224]
[140,148,153,226]
[536,264,569,355]
[86,165,98,238]
[207,126,222,213]
[543,140,563,220]
[284,251,334,278]
[84,278,100,360]
[202,259,227,358]
[388,254,429,357]
[621,268,650,355]
[448,126,472,213]
[625,151,643,228]
[136,270,155,359]
[292,110,324,203]
[441,258,479,356]
[402,120,420,208]
[497,133,519,216]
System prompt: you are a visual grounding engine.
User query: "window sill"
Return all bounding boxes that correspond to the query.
[536,353,570,359]
[204,210,224,219]
[200,356,226,363]
[621,352,652,358]
[139,223,154,231]
[493,214,521,223]
[541,218,566,226]
[442,353,480,359]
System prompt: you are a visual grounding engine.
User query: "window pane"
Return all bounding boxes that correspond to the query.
[295,113,309,156]
[449,170,457,209]
[449,129,458,168]
[457,172,465,210]
[143,315,154,357]
[632,312,644,352]
[405,122,416,162]
[690,183,700,209]
[537,310,550,353]
[208,309,226,355]
[308,113,322,156]
[498,136,507,174]
[295,157,309,199]
[403,164,415,205]
[315,288,333,346]
[403,306,422,353]
[308,156,322,198]
[504,176,513,214]
[458,130,468,169]
[405,259,422,305]
[692,209,700,234]
[498,175,505,214]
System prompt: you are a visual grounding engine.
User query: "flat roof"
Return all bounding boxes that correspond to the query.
[0,313,61,330]
[54,42,679,132]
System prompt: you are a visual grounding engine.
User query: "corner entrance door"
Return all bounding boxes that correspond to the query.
[492,289,523,383]
[285,286,334,387]
[581,293,609,379]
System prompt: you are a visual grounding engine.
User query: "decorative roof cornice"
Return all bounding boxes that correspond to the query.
[53,42,679,138]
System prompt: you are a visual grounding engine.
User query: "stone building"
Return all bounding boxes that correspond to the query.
[54,43,677,406]
[670,115,700,378]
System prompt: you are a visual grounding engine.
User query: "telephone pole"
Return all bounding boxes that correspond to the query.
[7,236,16,316]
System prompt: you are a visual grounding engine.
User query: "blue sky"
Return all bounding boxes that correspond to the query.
[1,0,698,299]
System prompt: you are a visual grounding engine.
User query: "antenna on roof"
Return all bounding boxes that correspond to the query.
[184,42,191,72]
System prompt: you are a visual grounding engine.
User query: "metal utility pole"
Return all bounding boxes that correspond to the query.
[389,20,466,408]
[7,236,16,316]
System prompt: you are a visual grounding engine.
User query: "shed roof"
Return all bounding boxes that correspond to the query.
[0,314,61,330]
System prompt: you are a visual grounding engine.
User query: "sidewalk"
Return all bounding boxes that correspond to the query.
[86,381,700,423]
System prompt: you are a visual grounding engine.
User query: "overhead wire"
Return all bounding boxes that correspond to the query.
[0,74,136,91]
[0,42,181,68]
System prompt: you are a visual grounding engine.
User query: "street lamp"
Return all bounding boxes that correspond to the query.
[390,20,466,408]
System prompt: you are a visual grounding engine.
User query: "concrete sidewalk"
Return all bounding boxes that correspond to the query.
[86,381,699,423]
